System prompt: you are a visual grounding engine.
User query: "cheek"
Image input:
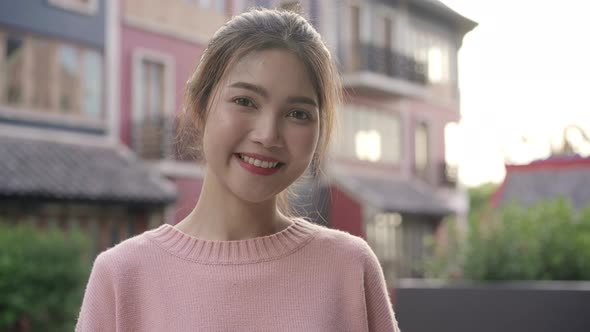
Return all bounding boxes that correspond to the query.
[286,125,320,158]
[203,108,241,143]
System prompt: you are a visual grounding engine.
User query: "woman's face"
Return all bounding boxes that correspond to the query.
[201,48,320,203]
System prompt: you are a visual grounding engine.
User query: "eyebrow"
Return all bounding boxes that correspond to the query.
[229,81,318,107]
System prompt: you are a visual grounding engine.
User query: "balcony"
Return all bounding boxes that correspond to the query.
[131,115,199,162]
[340,42,428,98]
[132,115,172,160]
[438,162,458,187]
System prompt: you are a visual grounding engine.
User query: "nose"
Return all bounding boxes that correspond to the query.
[250,113,284,149]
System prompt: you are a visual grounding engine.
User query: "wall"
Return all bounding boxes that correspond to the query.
[172,177,203,224]
[0,0,105,48]
[124,0,227,42]
[119,24,204,145]
[328,185,364,237]
[395,280,590,332]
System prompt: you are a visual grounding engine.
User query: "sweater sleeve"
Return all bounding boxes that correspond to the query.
[75,253,117,332]
[361,241,401,332]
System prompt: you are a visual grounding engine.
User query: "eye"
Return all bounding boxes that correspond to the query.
[287,110,311,121]
[233,97,256,108]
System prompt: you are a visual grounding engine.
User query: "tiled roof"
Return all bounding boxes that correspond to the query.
[495,157,590,210]
[408,0,478,33]
[0,136,176,204]
[332,171,452,216]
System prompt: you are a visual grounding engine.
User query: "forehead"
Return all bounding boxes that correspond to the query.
[222,49,317,102]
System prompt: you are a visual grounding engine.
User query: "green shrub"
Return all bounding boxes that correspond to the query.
[425,199,590,281]
[0,223,90,332]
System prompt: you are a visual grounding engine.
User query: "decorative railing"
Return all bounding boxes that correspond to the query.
[439,162,458,187]
[132,115,173,160]
[342,42,428,85]
[131,115,199,161]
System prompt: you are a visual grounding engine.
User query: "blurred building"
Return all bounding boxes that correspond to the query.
[115,0,238,224]
[0,0,476,280]
[492,156,590,210]
[0,0,175,256]
[232,0,476,282]
[273,0,477,282]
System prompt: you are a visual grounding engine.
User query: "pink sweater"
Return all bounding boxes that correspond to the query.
[76,218,401,331]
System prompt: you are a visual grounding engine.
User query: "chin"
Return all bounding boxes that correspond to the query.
[230,186,282,205]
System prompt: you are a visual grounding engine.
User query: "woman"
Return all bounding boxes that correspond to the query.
[76,8,400,332]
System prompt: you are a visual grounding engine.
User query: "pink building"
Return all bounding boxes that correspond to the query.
[0,0,177,256]
[305,0,476,281]
[114,0,241,224]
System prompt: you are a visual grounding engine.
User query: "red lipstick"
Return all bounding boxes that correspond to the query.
[235,153,283,176]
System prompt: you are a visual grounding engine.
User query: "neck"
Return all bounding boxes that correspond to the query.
[176,169,291,241]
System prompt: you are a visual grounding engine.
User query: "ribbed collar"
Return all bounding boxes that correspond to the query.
[145,218,319,265]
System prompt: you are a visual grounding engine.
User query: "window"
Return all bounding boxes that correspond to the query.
[213,0,226,13]
[355,130,381,162]
[31,38,55,110]
[376,16,393,50]
[279,1,301,13]
[139,59,166,121]
[349,5,361,71]
[58,45,81,113]
[368,213,402,261]
[337,104,401,164]
[0,30,104,119]
[48,0,99,15]
[4,34,25,105]
[184,0,226,15]
[132,52,173,160]
[428,47,443,83]
[366,212,402,283]
[82,50,103,118]
[414,122,429,178]
[410,26,451,84]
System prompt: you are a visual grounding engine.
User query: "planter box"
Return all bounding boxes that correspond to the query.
[395,279,590,332]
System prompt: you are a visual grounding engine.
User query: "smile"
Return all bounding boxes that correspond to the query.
[238,153,280,168]
[235,153,284,176]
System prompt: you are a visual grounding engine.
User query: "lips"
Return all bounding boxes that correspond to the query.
[234,153,284,176]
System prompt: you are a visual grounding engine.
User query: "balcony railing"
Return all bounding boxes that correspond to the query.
[132,115,173,160]
[131,115,199,161]
[438,162,458,187]
[343,42,428,85]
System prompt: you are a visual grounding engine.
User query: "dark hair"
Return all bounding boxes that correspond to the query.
[177,8,341,216]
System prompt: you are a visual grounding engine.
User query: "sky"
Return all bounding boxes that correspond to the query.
[438,0,590,187]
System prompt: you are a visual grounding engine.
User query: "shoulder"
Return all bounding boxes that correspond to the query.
[91,225,164,277]
[304,220,376,265]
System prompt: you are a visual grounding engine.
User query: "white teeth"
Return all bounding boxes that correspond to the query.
[239,154,280,169]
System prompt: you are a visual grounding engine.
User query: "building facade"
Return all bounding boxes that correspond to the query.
[0,0,175,257]
[115,0,236,223]
[220,0,476,283]
[1,1,475,282]
[327,0,475,282]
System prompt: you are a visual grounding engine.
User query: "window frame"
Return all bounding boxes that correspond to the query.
[1,31,29,107]
[273,0,309,14]
[414,121,430,179]
[0,29,106,130]
[48,0,99,16]
[337,103,402,165]
[131,48,175,159]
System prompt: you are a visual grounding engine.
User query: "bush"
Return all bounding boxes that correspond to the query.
[425,199,590,281]
[0,223,90,332]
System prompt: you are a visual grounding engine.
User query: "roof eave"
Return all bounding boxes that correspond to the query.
[408,0,478,36]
